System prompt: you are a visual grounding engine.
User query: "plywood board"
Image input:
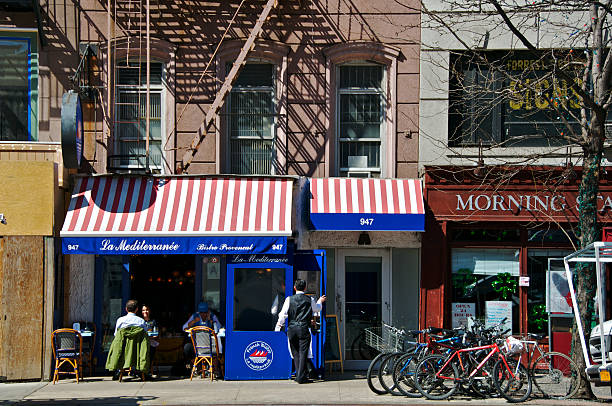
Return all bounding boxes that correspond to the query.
[0,161,55,235]
[0,236,44,380]
[0,238,4,380]
[42,237,55,381]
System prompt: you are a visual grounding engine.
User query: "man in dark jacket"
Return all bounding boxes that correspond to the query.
[274,279,326,384]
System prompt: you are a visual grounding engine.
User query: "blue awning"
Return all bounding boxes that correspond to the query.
[309,178,425,231]
[62,236,287,255]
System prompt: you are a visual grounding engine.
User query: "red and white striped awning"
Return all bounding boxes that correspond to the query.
[309,178,425,231]
[61,176,293,236]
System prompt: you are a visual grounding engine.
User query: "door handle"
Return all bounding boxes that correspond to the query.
[336,293,342,322]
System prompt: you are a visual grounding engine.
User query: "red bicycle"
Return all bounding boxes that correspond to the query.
[413,329,532,402]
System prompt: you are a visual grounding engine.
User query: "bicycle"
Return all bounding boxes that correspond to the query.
[391,328,464,398]
[364,323,406,395]
[413,326,532,402]
[517,332,581,399]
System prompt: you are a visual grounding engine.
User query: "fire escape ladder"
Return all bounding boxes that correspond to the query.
[180,0,279,173]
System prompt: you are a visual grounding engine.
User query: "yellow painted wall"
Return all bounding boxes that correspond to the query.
[0,161,55,236]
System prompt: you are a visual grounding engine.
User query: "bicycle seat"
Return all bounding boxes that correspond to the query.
[407,330,421,338]
[528,332,545,340]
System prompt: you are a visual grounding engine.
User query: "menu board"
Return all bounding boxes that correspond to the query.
[324,315,343,372]
[451,303,475,328]
[485,301,512,333]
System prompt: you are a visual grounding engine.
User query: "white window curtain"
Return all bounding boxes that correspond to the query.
[452,248,520,276]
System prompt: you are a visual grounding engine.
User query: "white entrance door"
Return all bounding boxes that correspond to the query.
[336,249,391,370]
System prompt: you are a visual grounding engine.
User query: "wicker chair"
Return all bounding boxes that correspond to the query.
[189,326,222,381]
[52,329,83,383]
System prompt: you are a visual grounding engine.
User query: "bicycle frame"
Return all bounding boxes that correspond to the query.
[518,339,544,369]
[396,334,461,376]
[435,343,518,381]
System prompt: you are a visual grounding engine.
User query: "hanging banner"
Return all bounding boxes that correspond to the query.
[62,236,287,255]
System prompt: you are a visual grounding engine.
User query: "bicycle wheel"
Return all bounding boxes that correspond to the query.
[366,352,391,395]
[531,352,581,400]
[467,352,498,398]
[378,352,403,396]
[493,356,532,403]
[350,332,379,361]
[413,354,459,400]
[392,351,421,398]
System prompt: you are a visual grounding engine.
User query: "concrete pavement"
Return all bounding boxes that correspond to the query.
[1,373,611,405]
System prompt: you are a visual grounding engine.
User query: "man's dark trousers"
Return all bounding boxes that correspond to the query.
[287,324,310,383]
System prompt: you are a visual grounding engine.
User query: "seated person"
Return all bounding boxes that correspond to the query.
[183,302,223,368]
[106,299,150,380]
[141,304,159,360]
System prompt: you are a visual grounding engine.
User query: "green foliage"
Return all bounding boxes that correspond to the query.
[491,272,517,300]
[529,304,547,331]
[452,268,478,297]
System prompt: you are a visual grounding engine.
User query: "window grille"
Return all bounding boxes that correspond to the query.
[227,63,275,175]
[113,62,163,170]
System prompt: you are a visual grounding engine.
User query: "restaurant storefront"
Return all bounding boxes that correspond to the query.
[61,175,329,379]
[61,175,426,376]
[421,166,612,355]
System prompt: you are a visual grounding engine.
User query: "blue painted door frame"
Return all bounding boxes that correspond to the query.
[292,250,327,372]
[225,261,293,380]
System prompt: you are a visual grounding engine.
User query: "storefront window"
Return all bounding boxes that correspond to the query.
[233,267,285,331]
[201,256,221,315]
[451,248,520,333]
[526,249,572,333]
[451,228,520,242]
[100,257,124,353]
[527,229,577,244]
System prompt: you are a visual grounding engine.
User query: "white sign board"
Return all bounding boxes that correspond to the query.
[519,276,530,287]
[485,301,512,333]
[547,270,573,314]
[452,302,476,328]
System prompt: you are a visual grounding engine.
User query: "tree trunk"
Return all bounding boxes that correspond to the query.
[571,146,602,399]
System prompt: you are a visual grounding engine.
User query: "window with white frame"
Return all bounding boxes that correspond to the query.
[337,64,384,177]
[227,63,275,175]
[114,62,163,170]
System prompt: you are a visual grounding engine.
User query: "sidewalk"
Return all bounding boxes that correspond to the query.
[1,373,611,405]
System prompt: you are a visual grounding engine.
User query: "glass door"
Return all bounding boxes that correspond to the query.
[336,249,390,369]
[94,255,130,364]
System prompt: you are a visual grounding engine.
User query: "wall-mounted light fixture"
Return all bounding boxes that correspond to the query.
[358,232,371,246]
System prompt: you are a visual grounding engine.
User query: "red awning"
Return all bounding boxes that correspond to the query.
[61,176,293,237]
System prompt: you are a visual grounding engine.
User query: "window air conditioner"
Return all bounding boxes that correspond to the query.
[347,171,371,178]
